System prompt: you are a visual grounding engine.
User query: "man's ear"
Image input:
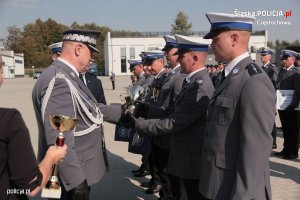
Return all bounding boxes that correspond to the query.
[231,32,239,47]
[74,44,82,56]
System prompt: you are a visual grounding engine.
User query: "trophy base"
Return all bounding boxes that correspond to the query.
[41,186,61,199]
[41,177,61,199]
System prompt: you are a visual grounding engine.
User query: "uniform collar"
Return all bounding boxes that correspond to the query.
[139,72,145,78]
[154,68,166,79]
[58,57,80,77]
[286,65,295,71]
[170,64,180,73]
[263,61,271,68]
[225,52,249,77]
[185,67,206,83]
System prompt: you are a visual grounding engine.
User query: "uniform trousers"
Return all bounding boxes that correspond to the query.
[272,123,277,145]
[168,174,188,200]
[151,142,173,200]
[140,153,150,171]
[182,178,208,200]
[278,110,300,155]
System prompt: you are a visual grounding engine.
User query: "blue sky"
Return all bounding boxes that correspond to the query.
[0,0,299,42]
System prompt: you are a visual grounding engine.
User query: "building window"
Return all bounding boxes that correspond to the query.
[120,47,127,73]
[15,59,23,64]
[130,47,135,59]
[250,46,256,53]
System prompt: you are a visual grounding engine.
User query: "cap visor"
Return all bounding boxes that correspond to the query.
[173,49,191,56]
[204,31,216,39]
[88,44,100,53]
[162,46,174,51]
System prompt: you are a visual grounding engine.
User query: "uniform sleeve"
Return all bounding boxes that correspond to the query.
[271,66,278,89]
[99,103,122,123]
[136,82,210,136]
[231,75,275,199]
[7,109,41,190]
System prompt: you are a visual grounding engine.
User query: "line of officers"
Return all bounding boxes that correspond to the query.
[119,17,300,200]
[115,13,299,200]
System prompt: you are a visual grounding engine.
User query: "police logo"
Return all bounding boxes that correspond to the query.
[232,67,240,75]
[118,127,131,138]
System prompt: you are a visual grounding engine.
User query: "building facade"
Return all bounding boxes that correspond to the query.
[104,31,268,76]
[1,50,25,78]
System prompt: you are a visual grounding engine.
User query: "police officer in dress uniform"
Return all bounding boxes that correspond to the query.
[275,50,300,160]
[137,35,188,200]
[199,13,276,200]
[155,35,187,200]
[138,51,169,194]
[260,47,278,149]
[129,59,148,86]
[32,29,121,200]
[48,42,63,61]
[129,35,214,200]
[127,59,152,178]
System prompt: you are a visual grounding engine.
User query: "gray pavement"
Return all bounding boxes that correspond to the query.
[0,76,299,200]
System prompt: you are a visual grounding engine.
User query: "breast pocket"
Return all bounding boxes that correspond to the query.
[210,95,234,126]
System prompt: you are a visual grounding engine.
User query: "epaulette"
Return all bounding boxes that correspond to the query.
[246,63,262,76]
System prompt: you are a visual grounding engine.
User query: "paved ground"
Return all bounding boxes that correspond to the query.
[0,76,299,200]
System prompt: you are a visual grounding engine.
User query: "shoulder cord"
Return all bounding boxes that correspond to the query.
[41,73,103,137]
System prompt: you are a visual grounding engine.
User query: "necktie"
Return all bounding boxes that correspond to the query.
[220,70,225,84]
[182,78,188,89]
[79,74,85,84]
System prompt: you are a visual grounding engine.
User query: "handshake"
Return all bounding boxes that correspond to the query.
[119,100,149,128]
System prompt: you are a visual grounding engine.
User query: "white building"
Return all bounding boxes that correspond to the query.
[0,51,25,78]
[104,31,268,76]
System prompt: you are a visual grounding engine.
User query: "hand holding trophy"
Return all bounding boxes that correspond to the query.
[41,115,78,199]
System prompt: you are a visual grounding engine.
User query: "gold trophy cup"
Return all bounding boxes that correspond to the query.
[41,115,78,199]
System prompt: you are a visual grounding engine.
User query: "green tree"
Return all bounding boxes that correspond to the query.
[21,18,67,68]
[4,26,23,53]
[171,11,192,35]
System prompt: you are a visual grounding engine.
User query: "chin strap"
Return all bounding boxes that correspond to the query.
[41,72,103,137]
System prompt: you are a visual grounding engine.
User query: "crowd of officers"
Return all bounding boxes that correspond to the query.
[23,12,299,200]
[121,19,300,200]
